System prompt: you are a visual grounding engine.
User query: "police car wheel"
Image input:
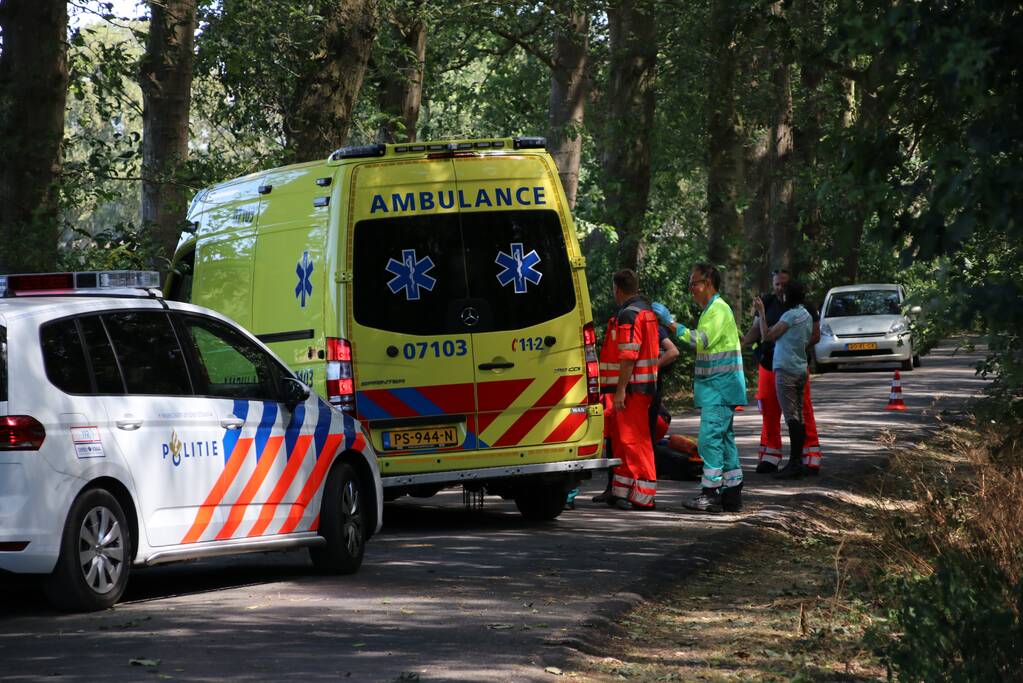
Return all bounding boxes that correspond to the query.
[514,481,566,521]
[309,461,366,574]
[43,488,131,612]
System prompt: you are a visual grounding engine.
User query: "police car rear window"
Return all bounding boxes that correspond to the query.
[41,319,93,394]
[353,210,574,335]
[102,312,193,396]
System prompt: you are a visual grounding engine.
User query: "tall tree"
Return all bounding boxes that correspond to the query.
[705,0,745,317]
[376,0,426,143]
[0,0,68,272]
[286,0,380,160]
[139,0,197,269]
[547,1,588,208]
[603,0,657,270]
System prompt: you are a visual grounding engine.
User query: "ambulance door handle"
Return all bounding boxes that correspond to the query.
[220,417,245,430]
[115,418,143,431]
[479,361,515,371]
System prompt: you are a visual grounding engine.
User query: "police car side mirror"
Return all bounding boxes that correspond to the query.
[909,305,922,317]
[281,376,310,409]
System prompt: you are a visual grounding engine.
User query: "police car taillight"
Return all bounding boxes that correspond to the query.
[326,337,355,413]
[0,416,46,451]
[583,322,600,405]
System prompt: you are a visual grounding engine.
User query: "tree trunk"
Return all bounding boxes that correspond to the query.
[547,2,588,209]
[0,0,68,273]
[287,0,380,161]
[744,128,772,293]
[767,27,795,277]
[140,0,198,270]
[791,0,824,280]
[377,1,425,143]
[705,0,745,319]
[602,0,657,271]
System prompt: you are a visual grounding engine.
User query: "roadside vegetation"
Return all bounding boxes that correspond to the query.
[571,394,1023,682]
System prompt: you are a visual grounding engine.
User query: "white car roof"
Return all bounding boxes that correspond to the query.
[0,296,231,325]
[826,283,901,294]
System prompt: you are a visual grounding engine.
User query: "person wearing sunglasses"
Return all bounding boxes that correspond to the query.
[652,263,746,513]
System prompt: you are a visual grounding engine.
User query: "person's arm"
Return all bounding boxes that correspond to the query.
[614,358,636,412]
[810,319,821,345]
[740,318,761,348]
[659,337,679,368]
[761,318,790,342]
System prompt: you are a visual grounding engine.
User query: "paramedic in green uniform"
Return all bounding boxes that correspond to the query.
[652,263,747,513]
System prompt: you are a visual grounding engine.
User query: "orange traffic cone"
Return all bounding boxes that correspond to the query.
[885,370,907,410]
[735,404,745,412]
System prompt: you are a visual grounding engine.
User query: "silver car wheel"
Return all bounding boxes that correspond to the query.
[77,505,124,595]
[341,479,363,557]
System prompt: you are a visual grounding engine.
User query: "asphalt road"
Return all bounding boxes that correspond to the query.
[0,339,990,682]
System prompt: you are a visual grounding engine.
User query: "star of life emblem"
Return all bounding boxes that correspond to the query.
[295,251,314,308]
[386,249,437,301]
[495,243,542,294]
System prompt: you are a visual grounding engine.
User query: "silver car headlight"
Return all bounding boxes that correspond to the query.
[820,322,834,337]
[888,320,908,334]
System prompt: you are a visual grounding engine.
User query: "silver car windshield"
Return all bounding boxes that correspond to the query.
[826,290,901,317]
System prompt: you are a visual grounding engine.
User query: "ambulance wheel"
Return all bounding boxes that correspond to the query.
[514,481,566,521]
[44,488,131,612]
[310,461,366,574]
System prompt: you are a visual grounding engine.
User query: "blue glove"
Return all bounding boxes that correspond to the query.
[651,301,674,325]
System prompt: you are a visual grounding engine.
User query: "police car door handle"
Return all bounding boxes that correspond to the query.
[220,417,245,430]
[115,417,143,431]
[479,361,515,371]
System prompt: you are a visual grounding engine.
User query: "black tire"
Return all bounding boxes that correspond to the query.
[514,480,567,521]
[814,361,832,374]
[43,488,131,612]
[901,358,914,371]
[309,461,366,574]
[913,354,921,368]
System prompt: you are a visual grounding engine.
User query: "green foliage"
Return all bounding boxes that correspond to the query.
[58,222,161,272]
[872,557,1023,682]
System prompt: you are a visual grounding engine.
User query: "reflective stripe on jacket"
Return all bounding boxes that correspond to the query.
[679,294,747,407]
[599,296,660,395]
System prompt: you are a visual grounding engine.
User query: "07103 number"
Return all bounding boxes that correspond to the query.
[402,340,468,360]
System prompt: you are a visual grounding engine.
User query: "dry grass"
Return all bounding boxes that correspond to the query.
[569,512,888,681]
[566,409,1023,682]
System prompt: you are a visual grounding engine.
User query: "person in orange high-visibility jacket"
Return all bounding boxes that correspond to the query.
[599,269,660,510]
[653,263,747,513]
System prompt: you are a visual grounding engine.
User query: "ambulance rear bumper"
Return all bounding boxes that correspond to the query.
[381,457,621,488]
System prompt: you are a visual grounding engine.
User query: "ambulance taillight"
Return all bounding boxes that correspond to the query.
[583,322,600,405]
[325,338,355,413]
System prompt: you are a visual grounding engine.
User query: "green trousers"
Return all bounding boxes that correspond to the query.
[698,404,743,490]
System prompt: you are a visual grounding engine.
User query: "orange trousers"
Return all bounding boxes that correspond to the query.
[756,365,823,469]
[604,393,657,507]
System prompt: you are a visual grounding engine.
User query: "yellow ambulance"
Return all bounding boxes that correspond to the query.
[168,137,611,520]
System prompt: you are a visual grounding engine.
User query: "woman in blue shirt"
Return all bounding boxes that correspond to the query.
[754,281,813,479]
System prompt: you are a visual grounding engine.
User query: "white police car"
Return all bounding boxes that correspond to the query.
[0,271,382,611]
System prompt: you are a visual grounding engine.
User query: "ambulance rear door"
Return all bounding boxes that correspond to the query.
[191,173,267,331]
[452,156,589,452]
[346,160,480,461]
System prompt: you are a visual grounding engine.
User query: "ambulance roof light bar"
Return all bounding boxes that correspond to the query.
[0,270,162,297]
[329,143,387,161]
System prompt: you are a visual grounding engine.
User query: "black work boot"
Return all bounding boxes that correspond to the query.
[775,421,805,480]
[683,487,723,512]
[721,483,743,512]
[755,460,778,474]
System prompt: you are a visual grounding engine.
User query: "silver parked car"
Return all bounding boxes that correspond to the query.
[813,283,921,372]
